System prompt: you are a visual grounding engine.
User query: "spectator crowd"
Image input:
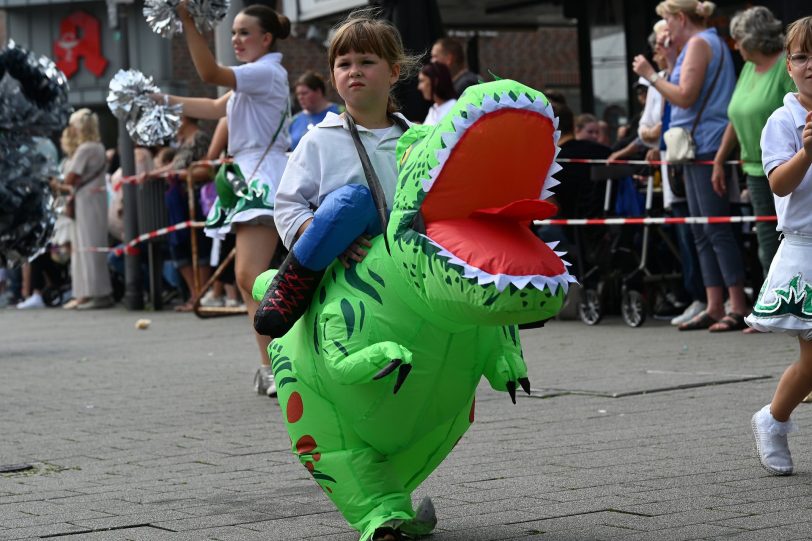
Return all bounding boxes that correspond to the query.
[2,1,811,387]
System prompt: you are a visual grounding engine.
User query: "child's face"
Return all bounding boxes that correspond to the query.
[787,43,812,99]
[333,50,400,115]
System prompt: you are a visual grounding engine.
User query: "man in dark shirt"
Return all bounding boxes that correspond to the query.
[431,38,481,97]
[551,104,612,219]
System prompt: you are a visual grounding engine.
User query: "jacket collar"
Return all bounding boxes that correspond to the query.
[318,112,410,140]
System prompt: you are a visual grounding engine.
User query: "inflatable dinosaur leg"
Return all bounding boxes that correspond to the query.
[270,343,415,540]
[390,393,476,494]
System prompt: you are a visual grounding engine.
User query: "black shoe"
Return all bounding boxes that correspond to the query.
[253,252,323,337]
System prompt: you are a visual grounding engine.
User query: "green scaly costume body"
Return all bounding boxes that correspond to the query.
[253,80,575,540]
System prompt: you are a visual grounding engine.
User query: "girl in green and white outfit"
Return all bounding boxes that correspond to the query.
[161,2,291,396]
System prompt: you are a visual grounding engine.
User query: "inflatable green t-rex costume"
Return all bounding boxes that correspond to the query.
[253,80,574,540]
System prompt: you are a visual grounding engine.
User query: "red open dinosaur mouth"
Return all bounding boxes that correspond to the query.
[420,108,567,285]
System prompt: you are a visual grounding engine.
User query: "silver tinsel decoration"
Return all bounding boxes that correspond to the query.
[107,69,182,146]
[0,41,71,136]
[0,136,57,266]
[0,42,67,265]
[143,0,230,38]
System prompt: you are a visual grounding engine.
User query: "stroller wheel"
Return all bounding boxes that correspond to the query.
[578,288,602,326]
[621,290,647,328]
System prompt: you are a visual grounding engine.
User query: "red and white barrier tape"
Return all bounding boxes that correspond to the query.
[534,215,777,226]
[85,214,776,259]
[118,159,228,185]
[84,220,205,256]
[556,158,742,166]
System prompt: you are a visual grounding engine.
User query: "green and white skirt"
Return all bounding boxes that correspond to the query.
[745,232,812,341]
[204,149,288,240]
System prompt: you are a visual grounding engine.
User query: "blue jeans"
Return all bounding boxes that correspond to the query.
[670,201,706,303]
[684,153,745,288]
[292,184,381,270]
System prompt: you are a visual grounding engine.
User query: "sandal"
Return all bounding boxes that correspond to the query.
[174,301,195,313]
[677,310,718,331]
[709,312,747,333]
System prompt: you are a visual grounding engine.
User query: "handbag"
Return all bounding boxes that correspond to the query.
[663,36,726,164]
[215,100,289,208]
[65,159,108,219]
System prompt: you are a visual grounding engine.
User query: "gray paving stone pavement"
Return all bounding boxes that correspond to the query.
[2,307,811,540]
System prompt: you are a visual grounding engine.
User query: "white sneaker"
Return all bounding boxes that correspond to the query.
[225,298,241,308]
[752,404,796,475]
[200,291,225,307]
[670,300,707,326]
[254,366,277,397]
[17,293,46,310]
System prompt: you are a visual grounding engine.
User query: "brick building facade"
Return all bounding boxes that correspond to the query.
[0,2,579,145]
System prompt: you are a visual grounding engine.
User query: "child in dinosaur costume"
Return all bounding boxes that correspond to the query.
[253,79,574,540]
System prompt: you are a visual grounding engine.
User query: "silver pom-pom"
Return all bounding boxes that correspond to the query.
[128,102,183,147]
[107,69,182,146]
[143,0,230,38]
[107,68,160,120]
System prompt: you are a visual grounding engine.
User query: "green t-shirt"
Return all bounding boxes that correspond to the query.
[727,57,795,176]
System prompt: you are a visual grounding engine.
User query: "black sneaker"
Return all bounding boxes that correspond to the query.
[254,252,323,337]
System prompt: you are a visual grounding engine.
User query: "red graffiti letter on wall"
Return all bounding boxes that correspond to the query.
[54,11,108,78]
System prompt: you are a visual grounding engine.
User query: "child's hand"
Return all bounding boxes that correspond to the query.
[339,235,372,269]
[804,111,812,159]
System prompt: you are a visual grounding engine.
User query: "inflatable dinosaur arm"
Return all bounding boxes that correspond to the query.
[319,298,413,388]
[482,325,530,401]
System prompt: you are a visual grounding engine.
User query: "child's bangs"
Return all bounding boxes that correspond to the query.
[332,21,389,62]
[786,17,812,53]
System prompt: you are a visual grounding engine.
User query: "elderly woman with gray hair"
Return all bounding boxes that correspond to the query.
[712,6,794,297]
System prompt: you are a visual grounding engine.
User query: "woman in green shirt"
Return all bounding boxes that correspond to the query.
[713,6,794,279]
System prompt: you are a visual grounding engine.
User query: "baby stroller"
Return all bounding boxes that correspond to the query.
[574,164,644,325]
[616,173,683,327]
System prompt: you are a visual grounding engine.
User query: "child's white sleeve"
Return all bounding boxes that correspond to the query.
[761,109,799,178]
[275,149,320,249]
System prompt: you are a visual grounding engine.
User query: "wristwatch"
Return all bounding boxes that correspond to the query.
[648,72,660,85]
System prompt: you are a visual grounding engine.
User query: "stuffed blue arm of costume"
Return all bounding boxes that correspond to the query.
[482,325,530,402]
[319,297,414,390]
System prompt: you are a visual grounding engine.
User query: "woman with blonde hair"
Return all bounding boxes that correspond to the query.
[63,108,114,309]
[633,0,748,333]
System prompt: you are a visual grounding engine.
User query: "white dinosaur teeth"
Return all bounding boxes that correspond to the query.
[512,275,533,289]
[545,241,560,249]
[422,235,578,295]
[440,130,460,149]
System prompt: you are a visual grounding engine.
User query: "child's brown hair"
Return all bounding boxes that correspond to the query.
[785,16,812,54]
[327,10,420,114]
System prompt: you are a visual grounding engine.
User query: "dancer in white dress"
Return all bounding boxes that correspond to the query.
[748,16,812,475]
[160,2,291,397]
